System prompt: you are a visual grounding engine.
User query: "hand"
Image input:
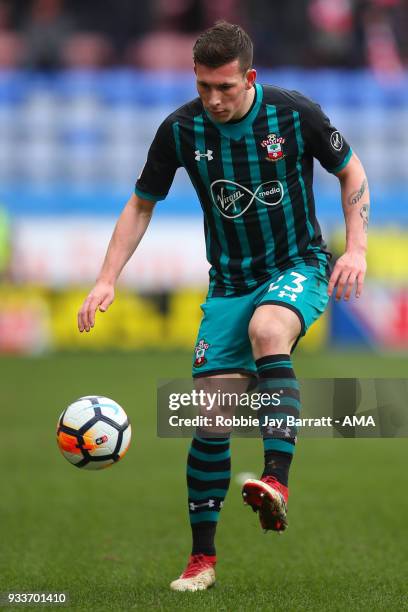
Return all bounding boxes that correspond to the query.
[327,251,367,301]
[77,281,115,332]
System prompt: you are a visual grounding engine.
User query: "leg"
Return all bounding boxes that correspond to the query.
[170,373,250,592]
[187,373,250,557]
[250,304,301,486]
[171,291,255,591]
[242,265,329,531]
[242,305,300,531]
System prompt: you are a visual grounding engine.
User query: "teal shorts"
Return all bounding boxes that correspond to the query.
[192,265,329,377]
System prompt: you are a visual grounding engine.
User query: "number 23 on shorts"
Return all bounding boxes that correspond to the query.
[268,271,308,303]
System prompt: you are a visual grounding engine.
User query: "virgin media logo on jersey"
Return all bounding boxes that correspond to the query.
[210,179,284,219]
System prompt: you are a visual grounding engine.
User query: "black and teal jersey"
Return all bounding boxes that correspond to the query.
[135,83,352,296]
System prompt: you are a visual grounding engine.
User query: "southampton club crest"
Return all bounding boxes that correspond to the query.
[194,339,210,368]
[261,133,285,162]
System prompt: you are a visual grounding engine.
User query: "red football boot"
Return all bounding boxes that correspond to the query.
[170,553,216,591]
[242,475,289,532]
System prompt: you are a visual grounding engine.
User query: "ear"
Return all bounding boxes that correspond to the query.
[245,69,257,89]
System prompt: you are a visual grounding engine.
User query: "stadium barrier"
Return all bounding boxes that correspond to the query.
[1,228,407,354]
[0,285,328,355]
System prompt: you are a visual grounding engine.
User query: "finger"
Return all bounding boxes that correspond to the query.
[356,271,365,298]
[80,296,97,332]
[88,296,101,329]
[335,270,351,300]
[77,309,85,333]
[79,297,93,332]
[343,272,357,301]
[327,267,342,296]
[77,297,92,332]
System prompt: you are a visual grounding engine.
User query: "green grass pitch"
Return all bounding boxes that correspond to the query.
[0,350,407,611]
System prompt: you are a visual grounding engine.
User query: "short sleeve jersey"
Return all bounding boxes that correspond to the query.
[135,83,352,296]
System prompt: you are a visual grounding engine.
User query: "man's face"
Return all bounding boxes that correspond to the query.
[195,60,256,123]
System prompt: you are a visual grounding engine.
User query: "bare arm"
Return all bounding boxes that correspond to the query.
[78,193,156,332]
[327,153,369,300]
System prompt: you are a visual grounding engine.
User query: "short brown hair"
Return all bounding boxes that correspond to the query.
[193,21,253,73]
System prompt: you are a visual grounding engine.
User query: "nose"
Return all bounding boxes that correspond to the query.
[208,90,221,110]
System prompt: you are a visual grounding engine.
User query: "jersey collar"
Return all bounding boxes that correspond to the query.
[204,83,263,141]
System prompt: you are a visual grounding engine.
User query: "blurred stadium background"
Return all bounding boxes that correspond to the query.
[1,1,407,608]
[0,0,407,355]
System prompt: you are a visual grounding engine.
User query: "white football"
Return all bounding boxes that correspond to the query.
[57,396,131,469]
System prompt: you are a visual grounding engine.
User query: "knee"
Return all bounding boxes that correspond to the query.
[248,318,288,352]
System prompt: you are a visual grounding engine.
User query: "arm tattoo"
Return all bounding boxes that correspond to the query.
[348,178,368,206]
[360,204,369,233]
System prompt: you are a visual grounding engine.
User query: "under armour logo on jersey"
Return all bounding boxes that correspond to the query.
[195,149,213,161]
